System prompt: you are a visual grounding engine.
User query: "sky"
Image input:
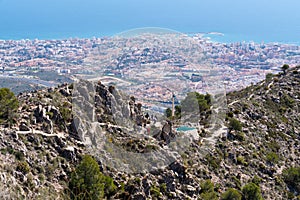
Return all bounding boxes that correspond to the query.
[0,0,299,42]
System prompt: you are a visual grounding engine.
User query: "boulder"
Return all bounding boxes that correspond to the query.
[19,122,30,132]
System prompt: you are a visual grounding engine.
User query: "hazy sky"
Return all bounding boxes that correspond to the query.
[0,0,299,40]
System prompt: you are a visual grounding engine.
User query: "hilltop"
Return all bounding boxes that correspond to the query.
[0,66,299,199]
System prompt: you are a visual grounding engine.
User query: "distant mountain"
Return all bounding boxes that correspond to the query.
[0,66,299,199]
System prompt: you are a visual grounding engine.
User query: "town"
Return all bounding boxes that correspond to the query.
[0,33,299,111]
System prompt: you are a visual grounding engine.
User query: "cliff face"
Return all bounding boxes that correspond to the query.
[0,67,299,199]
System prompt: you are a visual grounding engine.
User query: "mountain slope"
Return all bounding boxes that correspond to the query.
[0,67,299,199]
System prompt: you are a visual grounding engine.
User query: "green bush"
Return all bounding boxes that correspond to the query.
[265,73,273,82]
[150,186,161,198]
[0,88,18,124]
[266,152,279,164]
[205,154,221,169]
[60,106,72,122]
[200,180,218,200]
[235,132,245,142]
[200,192,218,200]
[69,155,104,199]
[14,151,25,161]
[242,182,263,200]
[251,175,262,186]
[237,156,247,165]
[16,161,30,174]
[221,188,242,200]
[228,118,242,132]
[282,167,300,194]
[201,180,214,193]
[102,174,117,197]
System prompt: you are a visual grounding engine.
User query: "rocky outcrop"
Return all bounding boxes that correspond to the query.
[153,120,175,144]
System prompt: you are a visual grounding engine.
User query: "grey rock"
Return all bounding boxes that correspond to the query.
[19,122,30,131]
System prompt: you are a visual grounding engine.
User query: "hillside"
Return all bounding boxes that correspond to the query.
[0,66,299,199]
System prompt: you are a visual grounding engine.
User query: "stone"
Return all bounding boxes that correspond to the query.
[61,146,76,161]
[19,122,30,131]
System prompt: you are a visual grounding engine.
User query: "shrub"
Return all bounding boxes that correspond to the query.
[251,175,262,186]
[242,182,263,200]
[200,192,218,200]
[60,106,72,122]
[201,180,214,193]
[265,73,273,82]
[235,132,245,141]
[16,161,30,174]
[282,167,300,194]
[150,186,161,198]
[227,112,234,118]
[14,151,25,161]
[237,156,246,165]
[266,152,279,164]
[102,174,117,197]
[205,154,221,169]
[228,118,242,132]
[200,180,218,200]
[221,188,242,200]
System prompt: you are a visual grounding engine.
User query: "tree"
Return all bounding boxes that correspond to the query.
[282,64,290,74]
[165,108,172,118]
[175,105,181,118]
[0,88,18,125]
[221,188,242,200]
[69,155,105,200]
[181,92,210,114]
[242,182,263,200]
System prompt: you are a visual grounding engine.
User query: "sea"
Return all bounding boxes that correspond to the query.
[0,0,299,45]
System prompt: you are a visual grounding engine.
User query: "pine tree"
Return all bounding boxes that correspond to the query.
[0,88,18,125]
[282,64,290,74]
[69,155,105,200]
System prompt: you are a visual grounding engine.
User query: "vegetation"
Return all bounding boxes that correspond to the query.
[59,102,72,122]
[150,185,161,198]
[69,155,116,200]
[266,152,279,164]
[281,64,290,74]
[221,188,242,200]
[282,167,300,194]
[166,105,182,119]
[228,118,242,133]
[0,88,18,125]
[200,180,218,200]
[16,161,30,174]
[181,92,211,113]
[242,182,263,200]
[165,92,211,122]
[265,73,273,82]
[165,107,172,118]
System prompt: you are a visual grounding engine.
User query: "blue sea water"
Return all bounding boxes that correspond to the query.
[0,0,299,44]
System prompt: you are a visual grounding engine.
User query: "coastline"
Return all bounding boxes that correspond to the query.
[0,30,300,46]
